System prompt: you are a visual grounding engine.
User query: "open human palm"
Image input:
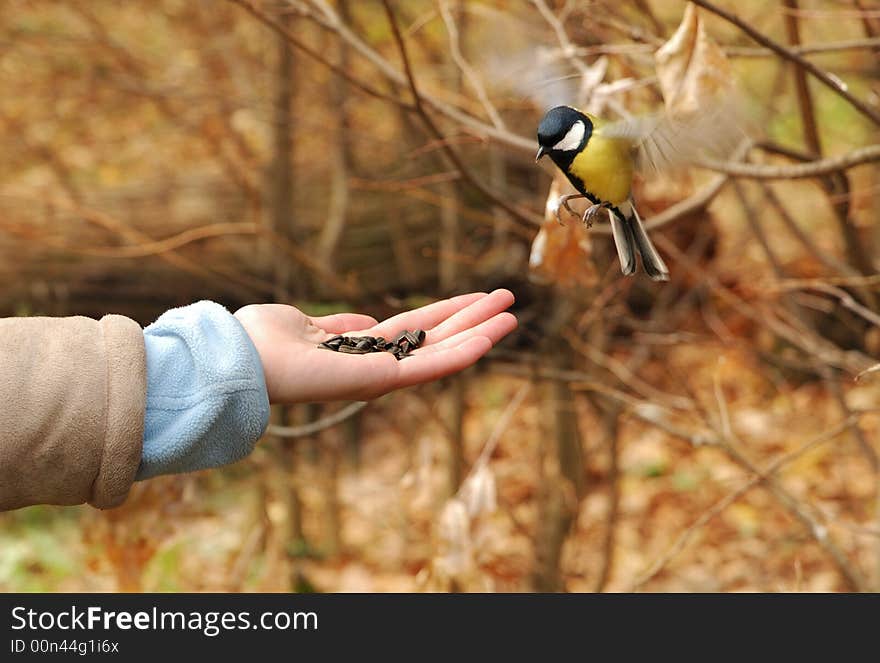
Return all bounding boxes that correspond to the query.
[234,289,517,403]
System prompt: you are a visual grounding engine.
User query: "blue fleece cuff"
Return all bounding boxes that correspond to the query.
[136,300,270,481]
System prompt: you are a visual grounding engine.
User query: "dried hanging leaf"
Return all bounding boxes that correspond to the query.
[434,498,473,580]
[529,175,599,287]
[460,464,498,518]
[655,2,735,116]
[601,2,745,175]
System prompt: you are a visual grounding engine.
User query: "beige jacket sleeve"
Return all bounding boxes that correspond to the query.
[0,314,146,511]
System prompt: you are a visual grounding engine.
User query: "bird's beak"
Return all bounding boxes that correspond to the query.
[535,146,546,162]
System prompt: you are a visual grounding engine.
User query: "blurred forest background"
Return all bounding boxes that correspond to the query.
[2,0,880,592]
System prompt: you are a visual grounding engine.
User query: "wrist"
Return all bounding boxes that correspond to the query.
[138,301,270,480]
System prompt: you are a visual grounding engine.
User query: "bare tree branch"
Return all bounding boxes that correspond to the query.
[437,0,505,130]
[228,0,413,108]
[380,0,543,231]
[630,414,863,590]
[698,144,880,179]
[296,0,534,151]
[267,402,368,438]
[690,0,880,126]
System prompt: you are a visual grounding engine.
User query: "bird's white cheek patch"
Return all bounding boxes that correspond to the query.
[552,120,585,152]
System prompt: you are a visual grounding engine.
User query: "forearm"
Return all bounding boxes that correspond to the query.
[0,314,146,511]
[0,300,270,512]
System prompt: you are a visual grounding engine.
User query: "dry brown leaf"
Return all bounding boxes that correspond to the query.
[529,175,599,288]
[655,2,735,116]
[435,498,473,580]
[460,464,498,517]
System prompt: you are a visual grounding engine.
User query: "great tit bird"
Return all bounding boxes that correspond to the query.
[536,105,670,281]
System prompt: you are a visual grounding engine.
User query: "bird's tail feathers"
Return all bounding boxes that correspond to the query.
[627,204,670,282]
[608,202,669,281]
[609,211,637,276]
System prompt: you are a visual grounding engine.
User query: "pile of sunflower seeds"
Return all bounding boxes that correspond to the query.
[318,329,427,361]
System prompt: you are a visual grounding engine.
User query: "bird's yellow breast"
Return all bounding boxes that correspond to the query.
[568,131,633,205]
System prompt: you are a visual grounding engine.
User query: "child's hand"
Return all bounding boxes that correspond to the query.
[234,289,517,403]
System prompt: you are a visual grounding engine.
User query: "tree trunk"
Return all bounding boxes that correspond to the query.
[317,0,353,275]
[267,10,299,301]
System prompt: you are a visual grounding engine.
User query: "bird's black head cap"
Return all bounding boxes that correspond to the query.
[535,106,592,166]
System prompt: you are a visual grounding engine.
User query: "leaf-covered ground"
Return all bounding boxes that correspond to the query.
[3,347,878,592]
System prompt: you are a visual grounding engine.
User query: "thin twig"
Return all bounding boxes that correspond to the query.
[759,181,857,276]
[784,0,822,155]
[852,0,880,55]
[721,434,867,591]
[727,35,880,57]
[629,414,862,590]
[653,235,872,374]
[713,362,733,439]
[776,274,880,289]
[729,181,880,539]
[267,402,368,438]
[9,199,271,299]
[781,6,880,19]
[777,282,880,329]
[298,0,535,151]
[532,0,592,78]
[780,0,874,279]
[563,329,694,411]
[697,144,880,179]
[50,222,262,259]
[229,0,411,108]
[380,0,542,230]
[11,197,357,296]
[437,0,505,130]
[593,407,620,593]
[561,39,880,61]
[690,0,880,126]
[472,383,531,471]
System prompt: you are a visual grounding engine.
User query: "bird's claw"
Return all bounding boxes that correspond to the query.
[552,203,567,226]
[581,202,611,229]
[551,194,585,226]
[562,197,581,221]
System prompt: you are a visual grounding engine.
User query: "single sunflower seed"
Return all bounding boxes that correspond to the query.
[338,345,368,354]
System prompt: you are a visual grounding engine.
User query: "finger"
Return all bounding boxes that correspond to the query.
[416,312,517,354]
[394,336,493,388]
[310,313,379,334]
[364,292,487,338]
[424,289,515,343]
